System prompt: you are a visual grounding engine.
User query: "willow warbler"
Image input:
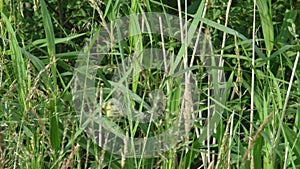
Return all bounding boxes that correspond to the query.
[102,98,124,118]
[103,93,166,122]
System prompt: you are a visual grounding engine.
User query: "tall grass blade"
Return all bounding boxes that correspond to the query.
[2,11,29,168]
[1,12,27,112]
[256,0,274,56]
[40,0,60,152]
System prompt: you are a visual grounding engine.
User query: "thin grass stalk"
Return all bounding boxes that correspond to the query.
[186,0,206,139]
[199,0,209,168]
[99,92,105,167]
[189,11,205,141]
[206,41,211,167]
[177,0,184,43]
[249,0,256,167]
[159,17,170,95]
[283,145,288,169]
[177,0,191,155]
[220,0,232,57]
[207,28,217,167]
[228,111,234,168]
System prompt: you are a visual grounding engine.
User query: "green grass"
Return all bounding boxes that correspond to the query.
[0,0,300,168]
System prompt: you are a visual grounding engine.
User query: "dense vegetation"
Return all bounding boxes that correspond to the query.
[0,0,300,168]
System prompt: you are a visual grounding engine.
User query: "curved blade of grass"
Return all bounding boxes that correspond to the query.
[31,33,86,47]
[193,16,267,61]
[2,11,29,168]
[1,12,27,112]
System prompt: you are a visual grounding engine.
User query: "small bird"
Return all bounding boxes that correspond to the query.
[102,92,166,123]
[102,98,125,118]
